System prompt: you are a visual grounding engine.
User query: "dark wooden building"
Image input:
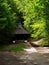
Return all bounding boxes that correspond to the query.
[13,22,30,40]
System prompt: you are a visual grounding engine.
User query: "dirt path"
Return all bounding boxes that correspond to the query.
[0,40,49,65]
[0,51,49,65]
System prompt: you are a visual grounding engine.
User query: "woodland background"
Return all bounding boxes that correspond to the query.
[0,0,49,46]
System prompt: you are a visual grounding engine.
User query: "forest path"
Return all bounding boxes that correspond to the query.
[0,48,49,65]
[0,40,49,65]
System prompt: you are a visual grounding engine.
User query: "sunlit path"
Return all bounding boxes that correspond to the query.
[24,47,37,54]
[24,47,49,54]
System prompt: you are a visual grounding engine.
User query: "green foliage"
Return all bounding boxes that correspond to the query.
[15,0,46,37]
[7,0,20,22]
[15,0,49,45]
[0,0,18,41]
[39,38,49,46]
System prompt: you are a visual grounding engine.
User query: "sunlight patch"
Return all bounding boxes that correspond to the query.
[24,47,37,54]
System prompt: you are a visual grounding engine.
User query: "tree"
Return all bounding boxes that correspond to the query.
[0,0,17,41]
[15,0,49,45]
[15,0,46,38]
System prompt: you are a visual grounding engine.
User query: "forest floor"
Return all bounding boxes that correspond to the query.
[0,40,49,65]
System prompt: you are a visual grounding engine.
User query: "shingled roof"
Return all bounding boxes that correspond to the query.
[14,22,29,34]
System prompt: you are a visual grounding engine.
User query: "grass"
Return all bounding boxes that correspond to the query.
[8,43,25,52]
[0,44,7,51]
[0,43,25,52]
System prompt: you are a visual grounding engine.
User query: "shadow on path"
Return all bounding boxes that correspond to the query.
[0,52,49,65]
